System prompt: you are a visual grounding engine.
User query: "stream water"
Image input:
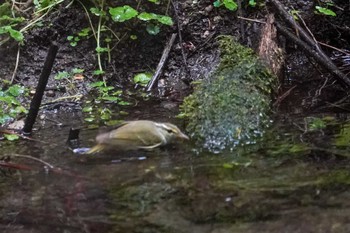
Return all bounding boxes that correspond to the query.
[1,101,350,233]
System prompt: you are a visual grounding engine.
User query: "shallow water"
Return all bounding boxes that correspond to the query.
[1,105,350,233]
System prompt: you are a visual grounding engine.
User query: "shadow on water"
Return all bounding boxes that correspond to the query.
[2,103,350,232]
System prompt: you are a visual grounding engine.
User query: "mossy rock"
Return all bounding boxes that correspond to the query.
[179,36,276,152]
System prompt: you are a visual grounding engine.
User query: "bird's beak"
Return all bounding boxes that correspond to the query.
[178,131,189,140]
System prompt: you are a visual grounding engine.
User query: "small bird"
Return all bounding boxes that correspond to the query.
[86,120,189,154]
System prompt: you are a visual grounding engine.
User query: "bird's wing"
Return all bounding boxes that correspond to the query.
[138,142,163,149]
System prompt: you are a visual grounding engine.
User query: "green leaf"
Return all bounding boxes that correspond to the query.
[146,24,160,35]
[118,101,131,106]
[72,68,84,74]
[101,96,120,102]
[148,0,160,4]
[315,6,336,16]
[82,106,93,112]
[138,12,156,21]
[111,90,123,95]
[109,5,138,22]
[223,0,238,11]
[4,134,19,141]
[95,46,109,53]
[0,2,11,17]
[7,28,23,42]
[0,115,12,124]
[7,85,24,97]
[55,71,70,80]
[78,28,91,37]
[15,105,27,114]
[156,15,173,25]
[249,0,256,7]
[130,34,137,40]
[90,7,103,16]
[101,112,111,120]
[67,35,74,41]
[138,13,173,26]
[309,118,326,130]
[213,0,222,7]
[100,86,114,92]
[84,117,95,122]
[133,73,152,86]
[223,163,234,169]
[0,26,10,34]
[93,70,105,75]
[90,81,105,87]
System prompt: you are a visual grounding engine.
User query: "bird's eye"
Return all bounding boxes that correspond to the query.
[167,129,174,134]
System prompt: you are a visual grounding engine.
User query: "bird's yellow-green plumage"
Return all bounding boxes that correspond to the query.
[86,120,189,154]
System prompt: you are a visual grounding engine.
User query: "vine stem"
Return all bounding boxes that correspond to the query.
[96,0,105,79]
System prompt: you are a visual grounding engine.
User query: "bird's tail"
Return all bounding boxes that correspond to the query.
[85,144,105,154]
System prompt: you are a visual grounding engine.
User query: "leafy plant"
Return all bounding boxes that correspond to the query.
[133,73,152,87]
[67,28,91,46]
[77,0,174,74]
[83,81,131,124]
[0,2,25,44]
[55,68,84,79]
[0,84,27,125]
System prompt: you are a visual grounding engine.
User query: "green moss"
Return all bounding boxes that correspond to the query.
[180,36,275,152]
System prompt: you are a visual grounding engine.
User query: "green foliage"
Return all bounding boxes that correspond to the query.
[133,73,152,87]
[179,36,275,152]
[4,134,19,141]
[0,84,27,125]
[79,1,174,73]
[148,0,160,4]
[67,28,91,47]
[334,123,350,147]
[83,81,131,124]
[33,0,59,10]
[137,13,173,26]
[315,5,336,17]
[249,0,256,7]
[109,6,138,22]
[307,117,327,131]
[0,2,24,43]
[54,68,84,81]
[213,0,238,11]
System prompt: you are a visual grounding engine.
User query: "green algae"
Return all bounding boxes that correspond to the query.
[179,36,275,152]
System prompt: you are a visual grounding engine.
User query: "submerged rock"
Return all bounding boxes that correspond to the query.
[179,36,276,152]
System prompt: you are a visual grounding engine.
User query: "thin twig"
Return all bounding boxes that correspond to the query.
[318,41,350,55]
[171,0,190,83]
[270,0,350,87]
[77,0,97,40]
[10,46,20,84]
[273,85,297,107]
[147,33,177,91]
[10,154,55,169]
[237,16,266,24]
[0,128,48,143]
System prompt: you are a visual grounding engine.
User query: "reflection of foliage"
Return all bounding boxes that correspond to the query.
[179,36,275,152]
[82,81,130,125]
[334,123,350,147]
